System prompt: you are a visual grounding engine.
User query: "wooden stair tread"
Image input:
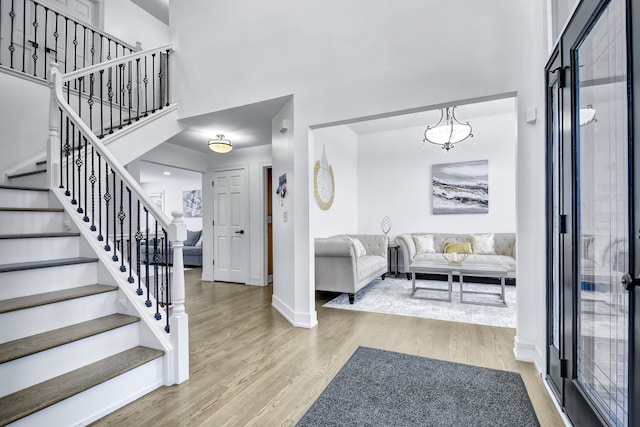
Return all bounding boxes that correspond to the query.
[0,284,118,314]
[0,314,139,364]
[0,207,63,212]
[0,257,98,273]
[0,208,64,212]
[0,232,80,239]
[0,185,48,192]
[7,170,46,179]
[0,346,164,426]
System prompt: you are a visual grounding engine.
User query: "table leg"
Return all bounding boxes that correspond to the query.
[448,271,453,302]
[412,271,416,296]
[501,276,506,305]
[459,273,464,302]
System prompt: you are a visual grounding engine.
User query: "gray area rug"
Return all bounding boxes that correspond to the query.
[323,276,516,328]
[297,347,539,427]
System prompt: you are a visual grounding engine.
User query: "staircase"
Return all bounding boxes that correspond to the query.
[0,185,165,426]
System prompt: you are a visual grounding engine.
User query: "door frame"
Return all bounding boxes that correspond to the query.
[545,0,639,425]
[263,164,273,285]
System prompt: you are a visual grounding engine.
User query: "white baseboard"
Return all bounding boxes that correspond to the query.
[272,295,317,329]
[513,335,544,375]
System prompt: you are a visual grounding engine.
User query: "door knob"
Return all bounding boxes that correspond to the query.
[235,230,245,235]
[621,273,639,291]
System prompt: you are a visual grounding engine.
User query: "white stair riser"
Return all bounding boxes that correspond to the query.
[7,173,47,188]
[0,323,140,397]
[0,292,118,343]
[0,211,66,234]
[10,357,164,427]
[0,262,98,300]
[0,189,49,208]
[0,236,79,264]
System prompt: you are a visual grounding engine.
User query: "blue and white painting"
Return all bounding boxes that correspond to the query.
[432,160,488,214]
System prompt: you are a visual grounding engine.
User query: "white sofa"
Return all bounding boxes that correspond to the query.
[395,233,516,279]
[315,234,389,304]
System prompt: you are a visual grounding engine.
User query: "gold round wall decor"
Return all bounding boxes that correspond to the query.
[314,146,335,210]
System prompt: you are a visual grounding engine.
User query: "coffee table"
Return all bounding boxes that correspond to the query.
[409,261,509,306]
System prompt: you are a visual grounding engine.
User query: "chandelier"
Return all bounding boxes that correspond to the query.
[423,107,473,151]
[208,134,233,153]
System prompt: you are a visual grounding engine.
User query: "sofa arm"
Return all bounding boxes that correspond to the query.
[395,234,415,273]
[315,236,355,257]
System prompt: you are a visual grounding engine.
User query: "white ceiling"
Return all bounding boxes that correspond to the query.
[346,97,515,135]
[164,96,291,154]
[131,0,169,24]
[139,161,201,184]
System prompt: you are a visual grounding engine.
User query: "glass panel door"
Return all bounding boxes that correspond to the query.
[575,0,629,424]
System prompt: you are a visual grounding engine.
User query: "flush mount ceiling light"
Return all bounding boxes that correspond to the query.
[580,105,597,127]
[208,134,233,153]
[423,107,473,151]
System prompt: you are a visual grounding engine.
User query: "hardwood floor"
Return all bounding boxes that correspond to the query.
[92,269,565,426]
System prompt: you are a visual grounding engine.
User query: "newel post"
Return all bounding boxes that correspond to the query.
[169,211,189,383]
[47,63,62,190]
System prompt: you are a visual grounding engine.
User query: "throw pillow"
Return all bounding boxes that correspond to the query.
[349,237,367,257]
[185,229,202,247]
[471,233,496,255]
[195,234,204,247]
[412,234,435,254]
[444,241,472,254]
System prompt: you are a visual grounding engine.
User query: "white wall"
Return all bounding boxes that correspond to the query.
[140,172,203,232]
[310,126,358,238]
[201,144,272,286]
[357,111,517,238]
[0,74,49,181]
[170,1,547,356]
[102,0,170,49]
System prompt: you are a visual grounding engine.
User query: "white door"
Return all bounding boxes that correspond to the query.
[212,169,247,283]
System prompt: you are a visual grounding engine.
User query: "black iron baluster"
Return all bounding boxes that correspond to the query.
[88,72,94,132]
[31,3,38,77]
[82,25,86,72]
[70,122,76,205]
[154,222,161,320]
[127,61,132,123]
[72,21,77,72]
[53,12,59,65]
[143,56,148,116]
[103,163,110,251]
[89,146,96,231]
[118,180,125,271]
[21,0,26,72]
[145,208,151,306]
[42,6,47,78]
[135,201,143,294]
[63,113,70,195]
[97,153,103,241]
[112,169,118,262]
[82,136,88,221]
[162,228,169,332]
[151,52,156,112]
[9,0,15,68]
[90,30,95,65]
[99,69,104,138]
[135,58,140,121]
[119,63,124,129]
[75,124,83,213]
[165,49,170,106]
[59,108,63,188]
[127,187,134,283]
[63,17,68,73]
[107,65,114,134]
[158,51,163,110]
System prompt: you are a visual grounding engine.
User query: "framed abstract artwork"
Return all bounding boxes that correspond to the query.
[432,160,488,214]
[183,189,202,217]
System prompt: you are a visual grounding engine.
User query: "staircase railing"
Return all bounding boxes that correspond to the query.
[0,0,136,81]
[47,51,188,383]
